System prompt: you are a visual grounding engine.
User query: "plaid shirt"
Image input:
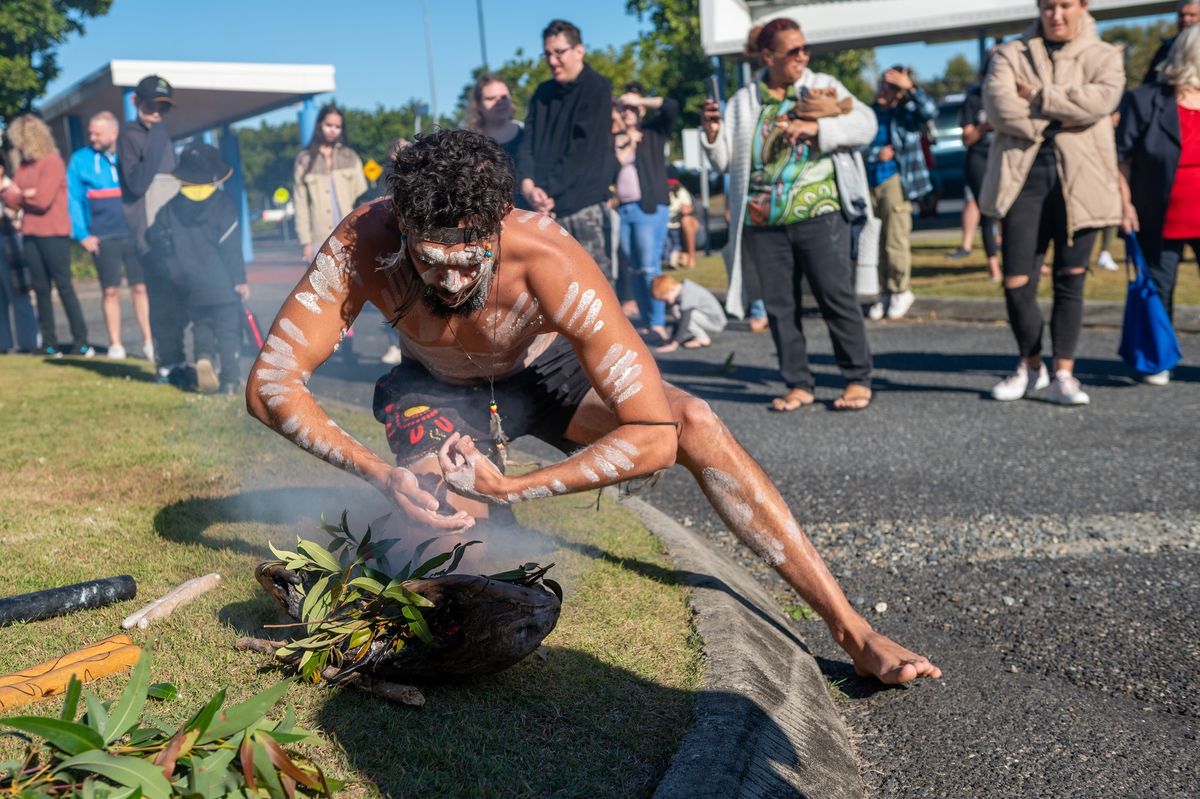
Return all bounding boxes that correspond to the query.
[868,87,937,200]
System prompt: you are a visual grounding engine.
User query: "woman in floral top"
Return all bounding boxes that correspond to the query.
[702,18,877,411]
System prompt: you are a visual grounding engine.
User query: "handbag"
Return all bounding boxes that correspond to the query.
[1118,232,1181,375]
[854,208,881,297]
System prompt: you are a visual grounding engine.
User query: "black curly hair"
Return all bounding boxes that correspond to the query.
[388,129,513,241]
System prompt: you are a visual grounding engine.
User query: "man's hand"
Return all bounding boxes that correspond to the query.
[775,117,819,146]
[374,463,476,530]
[22,187,37,199]
[884,68,914,93]
[522,179,554,214]
[438,432,508,504]
[878,144,896,162]
[702,99,722,144]
[234,283,250,301]
[301,243,314,264]
[81,236,101,255]
[1121,203,1140,235]
[618,92,644,109]
[1015,78,1040,104]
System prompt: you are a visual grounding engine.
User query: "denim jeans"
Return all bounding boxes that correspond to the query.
[617,202,668,328]
[1150,238,1200,321]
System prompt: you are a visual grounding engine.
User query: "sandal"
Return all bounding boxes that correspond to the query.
[769,388,814,412]
[833,385,872,411]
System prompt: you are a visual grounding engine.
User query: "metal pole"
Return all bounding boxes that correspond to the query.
[476,0,489,69]
[419,0,438,124]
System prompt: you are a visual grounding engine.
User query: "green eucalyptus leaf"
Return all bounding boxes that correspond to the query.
[55,751,172,799]
[83,691,108,737]
[348,576,384,595]
[197,680,292,744]
[189,745,237,796]
[383,582,435,608]
[431,540,481,577]
[401,605,435,645]
[300,575,332,622]
[186,686,227,737]
[104,649,152,743]
[267,541,299,562]
[296,541,342,574]
[0,716,105,755]
[60,675,83,722]
[146,682,178,701]
[252,734,287,799]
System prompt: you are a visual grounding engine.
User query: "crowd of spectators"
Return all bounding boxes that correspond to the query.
[2,1,1197,408]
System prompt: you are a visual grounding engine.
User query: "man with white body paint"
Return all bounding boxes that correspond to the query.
[246,130,941,685]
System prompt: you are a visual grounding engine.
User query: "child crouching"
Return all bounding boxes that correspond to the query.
[147,143,248,394]
[651,274,726,353]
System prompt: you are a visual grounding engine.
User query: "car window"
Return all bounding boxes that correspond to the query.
[935,102,962,141]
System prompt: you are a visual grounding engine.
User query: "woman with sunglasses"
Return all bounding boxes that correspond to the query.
[701,18,877,411]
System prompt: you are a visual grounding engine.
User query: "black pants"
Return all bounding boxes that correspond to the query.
[742,213,872,390]
[23,235,88,348]
[143,253,187,367]
[1150,238,1199,321]
[965,149,999,258]
[190,301,242,386]
[1000,158,1097,361]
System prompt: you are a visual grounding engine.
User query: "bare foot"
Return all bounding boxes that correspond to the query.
[840,626,942,685]
[655,340,680,353]
[682,337,712,349]
[748,317,770,334]
[622,301,639,319]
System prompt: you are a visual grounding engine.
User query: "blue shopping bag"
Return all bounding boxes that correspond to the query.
[1118,233,1182,375]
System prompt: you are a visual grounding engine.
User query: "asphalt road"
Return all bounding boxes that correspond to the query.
[67,242,1199,797]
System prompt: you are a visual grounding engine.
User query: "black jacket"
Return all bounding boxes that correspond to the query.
[1142,36,1174,85]
[515,64,615,217]
[146,190,245,307]
[628,98,679,214]
[117,119,175,253]
[1116,82,1182,266]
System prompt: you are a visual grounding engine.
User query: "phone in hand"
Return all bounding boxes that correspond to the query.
[706,76,721,103]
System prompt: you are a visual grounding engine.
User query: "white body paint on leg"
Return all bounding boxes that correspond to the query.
[701,466,784,565]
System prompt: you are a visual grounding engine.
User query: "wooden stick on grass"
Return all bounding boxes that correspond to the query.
[122,573,222,629]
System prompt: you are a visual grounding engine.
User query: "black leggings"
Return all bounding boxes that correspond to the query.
[965,150,999,258]
[1000,158,1097,361]
[23,235,88,348]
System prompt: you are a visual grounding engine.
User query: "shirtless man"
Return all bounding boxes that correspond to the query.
[246,129,940,685]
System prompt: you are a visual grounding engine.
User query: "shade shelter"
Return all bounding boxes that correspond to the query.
[39,59,337,262]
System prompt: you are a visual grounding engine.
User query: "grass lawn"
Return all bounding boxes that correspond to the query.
[0,356,702,798]
[684,232,1200,306]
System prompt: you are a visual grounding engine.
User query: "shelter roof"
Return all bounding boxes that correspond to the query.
[701,0,1177,56]
[40,59,335,144]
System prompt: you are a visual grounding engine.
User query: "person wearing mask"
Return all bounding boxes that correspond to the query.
[865,66,938,321]
[958,55,1003,282]
[2,115,91,357]
[118,74,182,377]
[1144,1,1199,84]
[701,18,877,412]
[0,156,38,354]
[68,111,153,360]
[613,83,679,342]
[1117,25,1200,386]
[294,105,368,364]
[981,0,1124,406]
[515,19,615,279]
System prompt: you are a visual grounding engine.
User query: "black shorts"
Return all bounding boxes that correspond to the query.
[93,236,143,289]
[372,336,594,466]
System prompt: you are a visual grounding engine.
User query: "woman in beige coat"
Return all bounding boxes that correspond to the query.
[980,0,1124,406]
[294,105,368,265]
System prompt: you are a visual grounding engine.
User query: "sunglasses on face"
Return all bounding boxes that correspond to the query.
[143,102,171,115]
[775,44,811,60]
[542,46,575,62]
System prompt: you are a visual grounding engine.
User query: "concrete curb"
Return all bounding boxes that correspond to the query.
[616,495,863,799]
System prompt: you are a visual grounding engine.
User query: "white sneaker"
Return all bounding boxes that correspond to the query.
[886,290,915,319]
[1096,250,1119,271]
[991,361,1050,401]
[867,295,890,321]
[1046,370,1090,405]
[143,341,155,362]
[195,358,219,393]
[1142,370,1170,386]
[381,345,404,365]
[107,344,127,360]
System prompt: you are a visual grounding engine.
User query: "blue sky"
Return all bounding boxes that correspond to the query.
[44,0,1170,126]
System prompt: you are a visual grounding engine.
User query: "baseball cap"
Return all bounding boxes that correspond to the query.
[135,75,175,105]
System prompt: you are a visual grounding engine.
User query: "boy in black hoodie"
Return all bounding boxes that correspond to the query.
[147,143,248,394]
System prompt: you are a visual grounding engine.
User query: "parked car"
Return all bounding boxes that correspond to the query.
[929,94,966,202]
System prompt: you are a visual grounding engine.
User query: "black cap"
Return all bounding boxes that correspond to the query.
[172,143,232,186]
[135,75,175,105]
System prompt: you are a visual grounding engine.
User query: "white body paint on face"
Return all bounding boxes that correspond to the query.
[417,244,487,268]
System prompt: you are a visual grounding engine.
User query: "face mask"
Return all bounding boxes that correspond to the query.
[180,184,218,201]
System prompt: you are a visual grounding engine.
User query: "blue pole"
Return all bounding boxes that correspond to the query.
[298,96,317,147]
[219,126,255,264]
[122,89,137,122]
